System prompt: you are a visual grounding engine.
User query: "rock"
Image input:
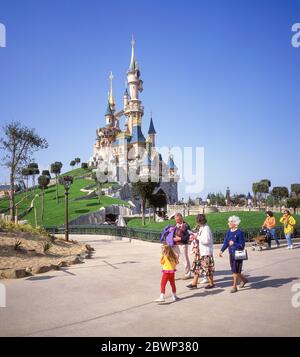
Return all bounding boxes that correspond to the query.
[67,256,82,265]
[85,244,95,251]
[0,268,27,279]
[32,265,52,274]
[50,264,60,271]
[25,267,32,275]
[58,261,69,268]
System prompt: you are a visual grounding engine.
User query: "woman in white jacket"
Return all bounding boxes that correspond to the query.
[187,214,215,289]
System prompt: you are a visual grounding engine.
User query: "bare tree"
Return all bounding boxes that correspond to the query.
[0,121,48,221]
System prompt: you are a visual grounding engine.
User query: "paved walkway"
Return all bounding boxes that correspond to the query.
[0,235,299,337]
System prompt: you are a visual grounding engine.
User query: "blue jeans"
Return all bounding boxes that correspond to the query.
[269,228,280,245]
[285,233,293,247]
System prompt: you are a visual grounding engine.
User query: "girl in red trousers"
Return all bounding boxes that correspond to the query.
[154,245,179,303]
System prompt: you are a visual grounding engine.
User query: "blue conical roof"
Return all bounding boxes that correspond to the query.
[105,102,113,116]
[148,117,156,134]
[168,155,177,169]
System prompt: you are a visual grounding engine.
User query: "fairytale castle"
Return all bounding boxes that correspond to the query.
[88,37,178,204]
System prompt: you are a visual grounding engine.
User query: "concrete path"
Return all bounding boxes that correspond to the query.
[0,235,299,337]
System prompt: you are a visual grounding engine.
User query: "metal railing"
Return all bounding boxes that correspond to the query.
[44,224,300,243]
[45,224,161,242]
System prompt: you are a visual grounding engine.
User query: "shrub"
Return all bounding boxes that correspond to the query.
[14,239,22,250]
[42,240,52,253]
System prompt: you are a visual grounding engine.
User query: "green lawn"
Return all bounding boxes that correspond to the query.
[61,167,92,178]
[127,211,300,232]
[0,177,129,228]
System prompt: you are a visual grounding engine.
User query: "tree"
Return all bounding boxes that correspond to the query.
[70,160,76,168]
[132,180,158,226]
[271,186,289,211]
[81,162,88,169]
[187,196,194,206]
[75,158,81,166]
[286,197,300,214]
[42,170,51,178]
[0,121,48,221]
[148,193,167,222]
[253,181,269,208]
[252,183,259,207]
[38,174,50,223]
[21,167,30,195]
[27,163,40,192]
[231,194,246,206]
[92,169,108,204]
[291,184,300,197]
[259,179,271,200]
[50,162,63,204]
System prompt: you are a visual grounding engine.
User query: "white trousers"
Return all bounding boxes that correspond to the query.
[173,244,191,276]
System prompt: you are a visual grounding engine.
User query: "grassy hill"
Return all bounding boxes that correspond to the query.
[0,168,128,228]
[127,211,300,232]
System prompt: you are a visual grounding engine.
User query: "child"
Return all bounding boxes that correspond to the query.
[154,244,179,302]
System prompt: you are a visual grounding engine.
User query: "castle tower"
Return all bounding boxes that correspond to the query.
[168,154,177,182]
[105,72,117,128]
[125,35,144,138]
[108,71,115,113]
[105,101,114,127]
[123,87,129,110]
[147,114,156,147]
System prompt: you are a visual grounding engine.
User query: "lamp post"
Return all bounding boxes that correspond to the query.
[59,176,73,241]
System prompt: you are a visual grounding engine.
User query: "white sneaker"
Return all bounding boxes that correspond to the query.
[290,245,294,249]
[171,293,179,302]
[286,246,291,250]
[199,277,209,284]
[154,294,165,302]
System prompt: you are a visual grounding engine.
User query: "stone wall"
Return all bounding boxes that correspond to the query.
[69,205,132,225]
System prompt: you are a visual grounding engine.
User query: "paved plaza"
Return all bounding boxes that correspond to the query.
[0,235,299,337]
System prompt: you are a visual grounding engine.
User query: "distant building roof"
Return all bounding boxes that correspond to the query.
[0,185,11,191]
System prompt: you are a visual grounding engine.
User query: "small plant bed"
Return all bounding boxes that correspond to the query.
[0,222,94,279]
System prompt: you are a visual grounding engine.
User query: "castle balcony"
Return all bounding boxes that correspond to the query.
[125,102,144,114]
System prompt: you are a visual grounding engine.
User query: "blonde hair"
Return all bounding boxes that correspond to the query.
[161,245,179,265]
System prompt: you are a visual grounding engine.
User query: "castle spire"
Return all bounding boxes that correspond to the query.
[129,35,136,71]
[148,113,156,134]
[108,71,115,107]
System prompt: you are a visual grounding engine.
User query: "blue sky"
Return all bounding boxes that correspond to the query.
[0,0,300,199]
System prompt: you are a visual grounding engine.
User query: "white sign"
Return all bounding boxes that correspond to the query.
[291,283,300,308]
[0,283,6,307]
[291,23,300,48]
[0,23,6,48]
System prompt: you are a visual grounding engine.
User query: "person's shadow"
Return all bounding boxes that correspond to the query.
[160,288,225,304]
[215,274,299,290]
[249,276,299,290]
